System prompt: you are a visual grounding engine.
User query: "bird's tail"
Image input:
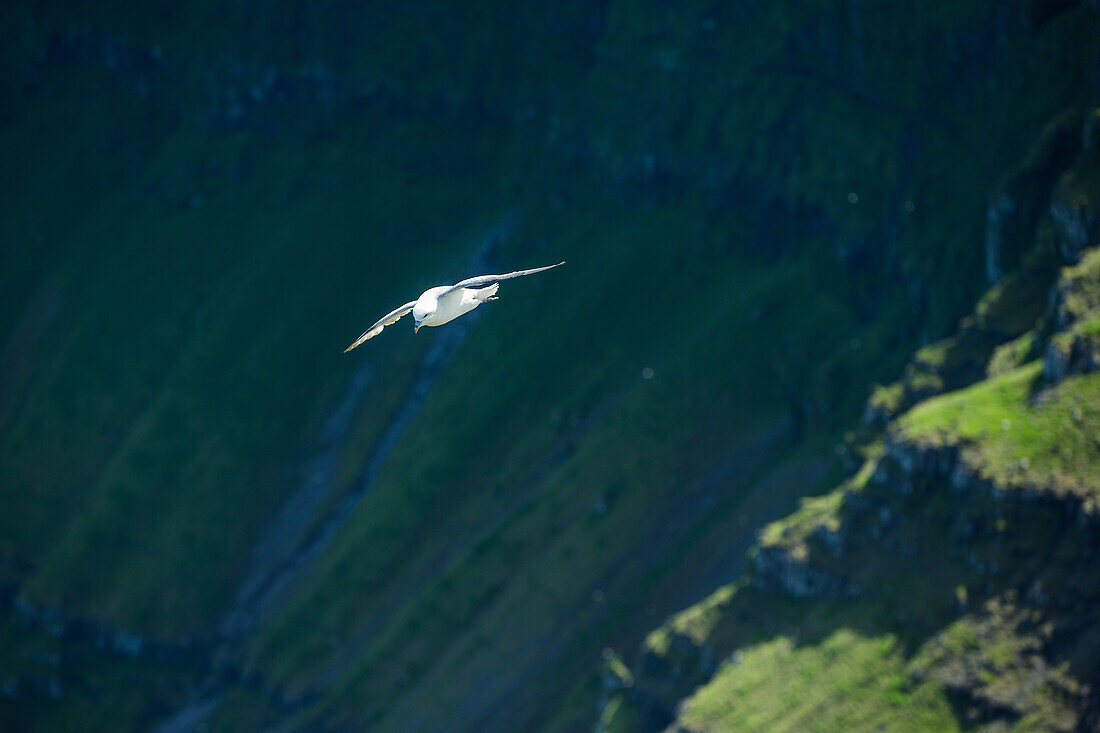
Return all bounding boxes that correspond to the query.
[474,283,499,302]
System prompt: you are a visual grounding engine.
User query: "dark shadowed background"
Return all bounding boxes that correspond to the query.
[2,2,1100,731]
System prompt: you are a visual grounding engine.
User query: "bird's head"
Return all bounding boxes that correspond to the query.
[412,302,431,334]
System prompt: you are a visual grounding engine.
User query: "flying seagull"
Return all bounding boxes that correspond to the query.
[343,262,565,352]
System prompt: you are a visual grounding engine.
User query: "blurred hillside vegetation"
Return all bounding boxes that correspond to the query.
[0,1,1098,731]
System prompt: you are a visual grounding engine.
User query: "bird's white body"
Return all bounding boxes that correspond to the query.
[343,262,563,352]
[414,283,499,327]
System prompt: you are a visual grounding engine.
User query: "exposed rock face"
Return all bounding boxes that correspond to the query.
[1048,253,1100,330]
[1049,111,1100,265]
[867,112,1100,430]
[985,109,1082,283]
[863,273,1054,427]
[879,435,960,491]
[1043,246,1100,381]
[8,595,196,664]
[0,592,206,711]
[750,545,845,598]
[986,193,1018,284]
[876,428,1100,725]
[617,412,1100,730]
[1043,330,1099,380]
[911,599,1087,733]
[609,217,1100,733]
[1050,187,1099,264]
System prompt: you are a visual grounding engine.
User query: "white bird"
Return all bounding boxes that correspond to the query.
[344,262,565,352]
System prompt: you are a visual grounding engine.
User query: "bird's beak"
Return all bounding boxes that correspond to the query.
[414,324,420,334]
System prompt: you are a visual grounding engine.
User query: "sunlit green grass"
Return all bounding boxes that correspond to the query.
[2,1,1099,731]
[620,199,1100,733]
[678,628,959,732]
[900,363,1100,500]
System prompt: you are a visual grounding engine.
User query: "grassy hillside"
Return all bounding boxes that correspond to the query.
[1,2,1098,731]
[603,108,1100,732]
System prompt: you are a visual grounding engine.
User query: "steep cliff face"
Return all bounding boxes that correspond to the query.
[1,3,1099,732]
[604,110,1100,733]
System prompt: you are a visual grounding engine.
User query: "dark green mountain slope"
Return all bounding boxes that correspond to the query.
[1,2,1097,731]
[603,110,1100,732]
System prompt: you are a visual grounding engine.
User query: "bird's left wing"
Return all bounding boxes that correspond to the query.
[344,300,417,352]
[441,261,565,296]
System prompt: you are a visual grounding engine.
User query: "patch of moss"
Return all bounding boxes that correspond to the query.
[867,381,905,417]
[987,331,1038,377]
[759,489,844,560]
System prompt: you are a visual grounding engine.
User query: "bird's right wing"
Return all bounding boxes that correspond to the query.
[344,301,417,352]
[441,261,565,296]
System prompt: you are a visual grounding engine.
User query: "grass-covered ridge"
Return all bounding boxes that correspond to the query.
[900,363,1100,502]
[605,109,1100,731]
[676,627,960,732]
[1,2,1099,731]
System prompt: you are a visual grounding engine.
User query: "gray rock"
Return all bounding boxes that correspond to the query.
[1050,198,1098,265]
[752,546,843,598]
[985,192,1016,283]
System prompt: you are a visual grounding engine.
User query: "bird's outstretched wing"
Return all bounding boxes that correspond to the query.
[344,301,417,352]
[442,261,565,296]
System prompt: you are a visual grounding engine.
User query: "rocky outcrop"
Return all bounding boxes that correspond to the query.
[615,253,1100,729]
[1043,247,1100,381]
[870,110,1100,426]
[750,545,848,598]
[910,597,1088,732]
[0,590,205,715]
[1049,110,1100,264]
[7,594,200,667]
[985,108,1082,283]
[1050,193,1098,265]
[604,109,1100,733]
[1048,250,1100,329]
[883,427,1100,525]
[1043,329,1099,380]
[863,266,1054,427]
